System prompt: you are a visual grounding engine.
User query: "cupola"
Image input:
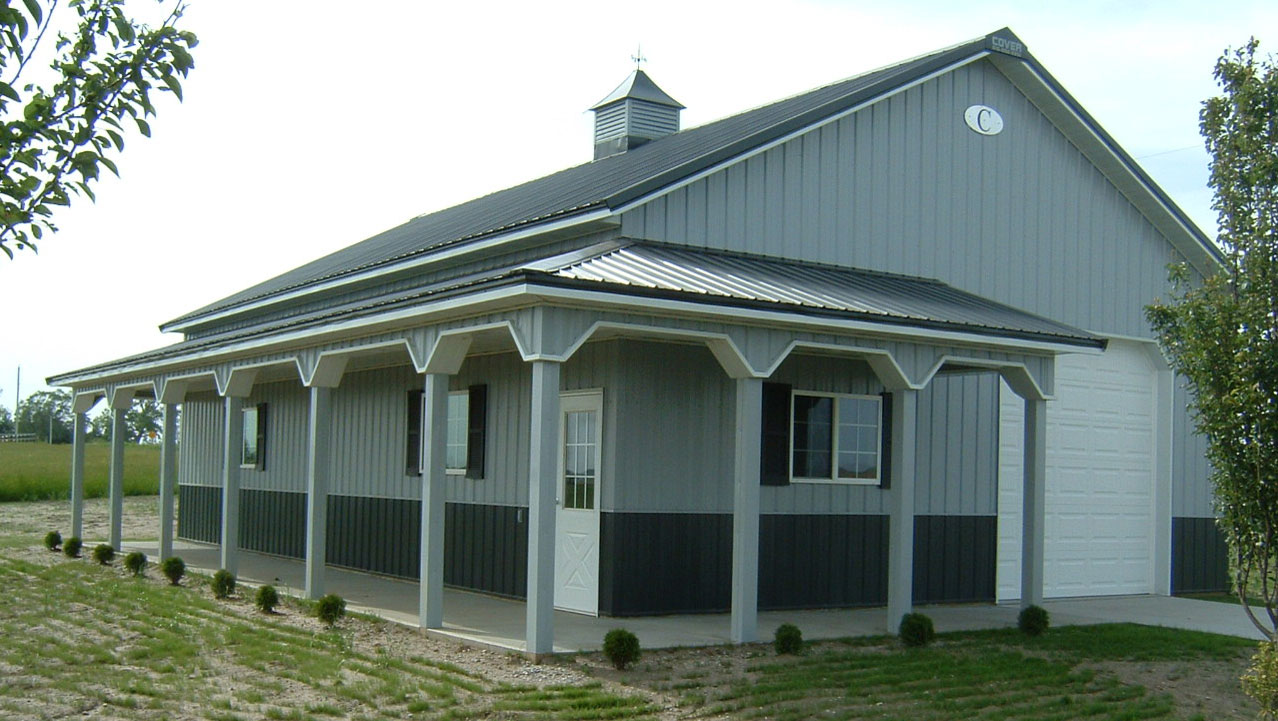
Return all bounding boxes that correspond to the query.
[590,70,684,160]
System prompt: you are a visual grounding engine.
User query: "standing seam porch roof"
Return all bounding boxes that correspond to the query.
[49,240,1100,385]
[168,27,1215,331]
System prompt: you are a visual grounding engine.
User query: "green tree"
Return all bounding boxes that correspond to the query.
[90,397,166,442]
[1146,39,1278,642]
[0,0,197,258]
[0,403,13,434]
[15,388,72,442]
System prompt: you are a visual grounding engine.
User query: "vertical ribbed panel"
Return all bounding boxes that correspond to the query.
[617,59,1181,340]
[240,381,308,493]
[178,394,224,487]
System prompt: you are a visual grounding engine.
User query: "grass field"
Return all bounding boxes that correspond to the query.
[0,442,161,502]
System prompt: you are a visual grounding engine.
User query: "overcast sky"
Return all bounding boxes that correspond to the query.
[2,0,1274,409]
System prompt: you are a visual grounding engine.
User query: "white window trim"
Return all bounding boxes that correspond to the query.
[444,390,468,475]
[789,390,881,486]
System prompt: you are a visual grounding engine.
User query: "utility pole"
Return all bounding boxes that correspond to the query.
[13,366,19,436]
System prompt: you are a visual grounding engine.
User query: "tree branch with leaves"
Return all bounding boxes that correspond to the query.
[1149,38,1278,638]
[0,0,196,258]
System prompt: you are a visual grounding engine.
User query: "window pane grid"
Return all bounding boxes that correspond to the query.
[445,393,468,470]
[791,393,880,482]
[563,410,597,510]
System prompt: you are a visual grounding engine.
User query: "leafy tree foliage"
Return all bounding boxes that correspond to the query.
[89,397,166,442]
[15,388,71,441]
[0,0,197,258]
[1146,39,1278,639]
[0,401,13,434]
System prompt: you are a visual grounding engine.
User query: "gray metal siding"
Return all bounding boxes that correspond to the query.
[609,340,997,517]
[178,393,223,487]
[241,381,308,493]
[618,59,1181,341]
[1173,376,1213,517]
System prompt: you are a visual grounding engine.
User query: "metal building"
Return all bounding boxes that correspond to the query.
[49,28,1226,655]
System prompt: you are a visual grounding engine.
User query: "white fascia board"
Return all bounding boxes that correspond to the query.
[526,285,1100,355]
[55,285,535,387]
[990,55,1221,276]
[610,53,990,216]
[161,208,618,334]
[56,279,1094,388]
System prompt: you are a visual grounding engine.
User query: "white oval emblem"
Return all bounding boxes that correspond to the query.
[964,105,1004,136]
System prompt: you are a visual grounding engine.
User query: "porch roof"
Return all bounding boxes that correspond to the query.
[49,240,1099,387]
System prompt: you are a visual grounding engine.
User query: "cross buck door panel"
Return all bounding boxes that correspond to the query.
[555,391,603,615]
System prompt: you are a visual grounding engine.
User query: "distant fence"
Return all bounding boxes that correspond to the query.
[0,433,37,443]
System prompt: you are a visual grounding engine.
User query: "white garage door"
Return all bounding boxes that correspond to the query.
[997,341,1158,600]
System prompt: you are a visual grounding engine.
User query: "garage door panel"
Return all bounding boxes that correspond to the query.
[997,341,1157,600]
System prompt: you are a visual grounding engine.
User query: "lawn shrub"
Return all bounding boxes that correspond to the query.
[899,612,936,648]
[43,530,61,551]
[124,551,147,576]
[62,536,82,558]
[1243,640,1278,716]
[160,556,185,585]
[1018,604,1050,636]
[774,623,803,655]
[315,594,346,626]
[91,544,114,565]
[603,628,641,670]
[255,585,279,614]
[211,569,236,599]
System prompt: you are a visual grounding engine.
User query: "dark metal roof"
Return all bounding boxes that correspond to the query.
[533,242,1102,347]
[590,69,685,110]
[164,33,994,329]
[52,240,1102,384]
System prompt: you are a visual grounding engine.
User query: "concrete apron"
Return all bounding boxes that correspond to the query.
[120,540,1266,656]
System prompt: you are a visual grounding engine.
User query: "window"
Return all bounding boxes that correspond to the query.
[445,392,468,473]
[406,385,486,478]
[791,392,881,483]
[241,404,267,470]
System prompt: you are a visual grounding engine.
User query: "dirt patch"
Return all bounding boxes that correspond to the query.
[0,495,159,542]
[1090,656,1259,720]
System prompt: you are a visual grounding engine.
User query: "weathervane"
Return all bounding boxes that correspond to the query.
[631,45,647,70]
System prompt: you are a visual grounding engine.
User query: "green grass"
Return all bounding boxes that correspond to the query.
[0,528,658,720]
[0,442,160,501]
[653,625,1251,721]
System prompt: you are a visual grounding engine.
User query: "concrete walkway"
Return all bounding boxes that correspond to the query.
[122,540,1266,654]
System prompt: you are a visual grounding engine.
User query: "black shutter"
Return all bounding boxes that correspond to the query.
[879,391,892,489]
[255,403,268,471]
[760,382,792,486]
[466,384,487,480]
[405,390,422,475]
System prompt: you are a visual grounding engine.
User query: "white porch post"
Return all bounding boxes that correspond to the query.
[886,389,918,633]
[730,378,762,643]
[70,411,86,540]
[221,395,245,575]
[1021,397,1047,607]
[305,387,332,599]
[158,403,178,561]
[419,373,449,628]
[526,360,560,655]
[108,406,127,550]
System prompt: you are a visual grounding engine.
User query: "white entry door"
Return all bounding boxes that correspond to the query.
[555,391,602,615]
[997,341,1159,600]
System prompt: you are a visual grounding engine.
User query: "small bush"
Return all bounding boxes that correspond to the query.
[124,551,147,576]
[62,536,82,558]
[603,628,641,670]
[91,544,114,565]
[160,556,185,585]
[899,612,936,648]
[1244,640,1278,717]
[1018,604,1050,636]
[211,569,236,599]
[43,531,61,551]
[774,623,804,655]
[315,594,346,626]
[255,585,280,614]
